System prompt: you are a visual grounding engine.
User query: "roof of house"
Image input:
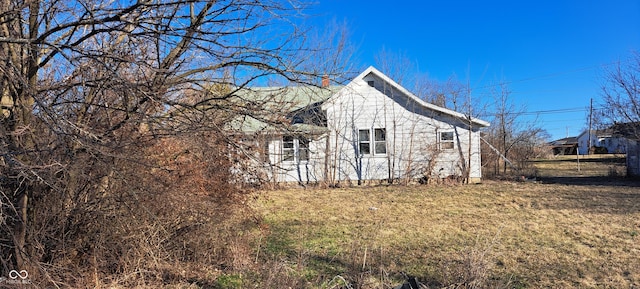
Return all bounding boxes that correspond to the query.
[549,136,578,146]
[233,85,343,111]
[224,86,342,134]
[347,66,490,127]
[225,66,491,133]
[607,122,640,139]
[578,122,640,140]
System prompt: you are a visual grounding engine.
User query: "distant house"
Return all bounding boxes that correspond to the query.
[577,127,628,155]
[549,136,578,155]
[231,66,490,184]
[607,122,640,177]
[572,123,640,176]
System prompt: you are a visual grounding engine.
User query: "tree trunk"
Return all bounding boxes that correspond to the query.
[2,0,40,271]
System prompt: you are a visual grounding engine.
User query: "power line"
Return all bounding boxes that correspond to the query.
[520,107,586,116]
[478,107,583,117]
[478,105,607,117]
[471,61,618,91]
[538,118,589,123]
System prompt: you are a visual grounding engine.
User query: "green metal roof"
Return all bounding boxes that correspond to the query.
[224,85,342,134]
[232,85,342,110]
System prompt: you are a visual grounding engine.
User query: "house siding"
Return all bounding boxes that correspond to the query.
[266,136,326,183]
[258,67,488,184]
[321,73,483,183]
[577,130,628,154]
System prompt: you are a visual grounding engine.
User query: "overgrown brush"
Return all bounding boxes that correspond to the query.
[1,131,262,288]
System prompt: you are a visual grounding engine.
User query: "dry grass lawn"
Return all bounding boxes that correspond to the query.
[252,155,640,288]
[533,154,626,178]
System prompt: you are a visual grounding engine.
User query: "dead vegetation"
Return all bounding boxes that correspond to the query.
[0,2,353,287]
[533,154,627,178]
[251,156,640,288]
[3,138,636,289]
[1,133,262,288]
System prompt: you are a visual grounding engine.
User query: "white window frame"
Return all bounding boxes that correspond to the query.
[374,128,387,154]
[358,128,387,156]
[282,136,310,163]
[439,131,455,150]
[358,129,371,155]
[282,135,295,162]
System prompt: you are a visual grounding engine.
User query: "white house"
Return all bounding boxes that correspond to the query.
[577,128,628,155]
[233,67,490,184]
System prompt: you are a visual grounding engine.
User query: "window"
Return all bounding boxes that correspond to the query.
[367,80,375,87]
[283,136,295,161]
[358,128,387,155]
[282,136,310,162]
[260,137,270,163]
[374,128,387,154]
[298,137,309,161]
[440,131,454,150]
[292,114,304,124]
[358,129,370,155]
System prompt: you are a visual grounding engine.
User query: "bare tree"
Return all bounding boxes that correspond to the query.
[482,81,548,176]
[0,0,350,284]
[374,47,415,85]
[601,51,640,138]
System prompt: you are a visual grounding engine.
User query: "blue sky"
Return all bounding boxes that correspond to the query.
[309,0,640,140]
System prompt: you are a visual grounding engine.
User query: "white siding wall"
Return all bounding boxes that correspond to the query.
[577,131,628,154]
[322,75,482,183]
[267,136,327,183]
[607,137,627,154]
[577,131,598,155]
[262,72,485,184]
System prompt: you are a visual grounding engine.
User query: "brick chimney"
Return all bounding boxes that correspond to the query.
[321,74,330,87]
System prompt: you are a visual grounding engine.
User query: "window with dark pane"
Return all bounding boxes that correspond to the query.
[298,137,309,161]
[374,128,387,154]
[440,131,454,150]
[261,137,270,163]
[282,135,295,161]
[358,129,370,155]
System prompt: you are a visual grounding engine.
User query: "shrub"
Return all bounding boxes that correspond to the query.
[7,131,260,288]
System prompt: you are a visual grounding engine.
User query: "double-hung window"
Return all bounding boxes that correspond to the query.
[374,128,387,154]
[283,136,295,161]
[358,129,371,155]
[298,137,309,161]
[439,131,454,150]
[282,136,309,162]
[358,128,387,156]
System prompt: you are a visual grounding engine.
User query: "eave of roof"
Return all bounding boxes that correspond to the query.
[350,66,490,128]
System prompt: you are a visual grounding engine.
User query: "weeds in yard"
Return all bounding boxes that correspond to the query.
[252,166,640,288]
[50,155,637,288]
[437,231,512,289]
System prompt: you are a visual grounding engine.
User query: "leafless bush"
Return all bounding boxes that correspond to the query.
[1,1,354,285]
[1,130,260,288]
[436,233,516,289]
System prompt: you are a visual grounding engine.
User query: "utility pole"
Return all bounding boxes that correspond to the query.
[587,98,593,155]
[467,81,472,184]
